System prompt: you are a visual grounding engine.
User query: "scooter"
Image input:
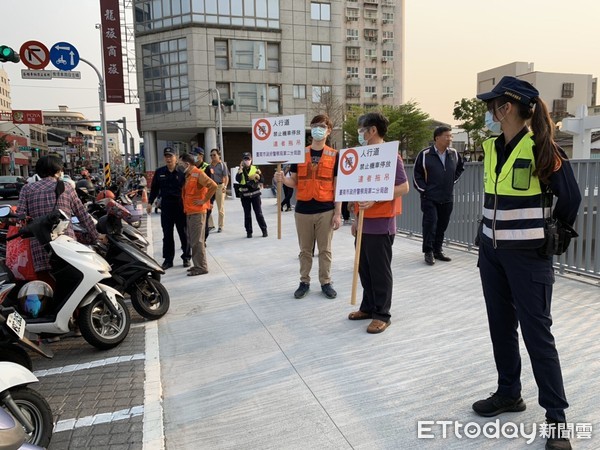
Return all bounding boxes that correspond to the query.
[0,281,54,371]
[0,361,53,448]
[95,213,169,320]
[3,206,131,350]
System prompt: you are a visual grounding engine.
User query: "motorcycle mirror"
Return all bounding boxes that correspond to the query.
[71,216,80,224]
[0,205,11,217]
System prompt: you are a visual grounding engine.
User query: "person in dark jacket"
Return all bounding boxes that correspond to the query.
[147,147,191,269]
[413,126,464,265]
[235,152,268,238]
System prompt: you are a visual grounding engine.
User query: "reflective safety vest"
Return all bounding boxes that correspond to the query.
[296,145,337,203]
[354,197,402,218]
[481,132,549,249]
[183,167,210,214]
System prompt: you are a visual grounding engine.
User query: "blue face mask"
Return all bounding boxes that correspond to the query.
[485,111,502,134]
[311,127,327,141]
[358,132,367,146]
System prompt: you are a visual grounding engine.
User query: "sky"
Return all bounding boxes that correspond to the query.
[2,0,600,138]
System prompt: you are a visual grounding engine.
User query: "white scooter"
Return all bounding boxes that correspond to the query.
[0,361,52,448]
[3,205,130,350]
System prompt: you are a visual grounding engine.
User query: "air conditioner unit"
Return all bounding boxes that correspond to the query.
[382,57,388,62]
[371,93,377,98]
[373,76,377,80]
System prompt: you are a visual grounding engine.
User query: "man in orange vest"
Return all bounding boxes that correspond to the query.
[179,153,217,276]
[274,114,342,300]
[348,112,410,334]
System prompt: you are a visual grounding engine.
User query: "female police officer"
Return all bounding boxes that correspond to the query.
[473,76,581,450]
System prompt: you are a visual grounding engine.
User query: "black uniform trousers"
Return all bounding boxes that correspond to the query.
[160,197,190,264]
[281,185,293,210]
[358,233,395,323]
[420,197,453,254]
[478,240,568,422]
[241,194,267,235]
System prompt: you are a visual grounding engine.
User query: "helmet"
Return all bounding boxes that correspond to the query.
[96,190,115,201]
[76,179,96,202]
[18,281,54,319]
[117,176,127,185]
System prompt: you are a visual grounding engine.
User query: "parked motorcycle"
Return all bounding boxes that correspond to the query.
[2,206,131,350]
[0,361,53,448]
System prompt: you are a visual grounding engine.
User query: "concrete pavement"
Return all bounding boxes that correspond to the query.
[148,195,600,450]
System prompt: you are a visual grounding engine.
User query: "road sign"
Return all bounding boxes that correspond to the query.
[21,69,81,80]
[49,41,79,71]
[251,114,306,165]
[19,40,50,70]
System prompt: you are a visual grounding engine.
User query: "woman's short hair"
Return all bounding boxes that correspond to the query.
[35,155,63,178]
[310,114,333,130]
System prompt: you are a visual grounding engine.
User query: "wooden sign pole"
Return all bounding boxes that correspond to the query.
[276,163,282,240]
[350,209,365,305]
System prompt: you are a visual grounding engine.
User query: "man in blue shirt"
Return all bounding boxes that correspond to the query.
[147,147,191,269]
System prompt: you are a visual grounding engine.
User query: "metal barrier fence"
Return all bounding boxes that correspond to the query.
[397,161,600,280]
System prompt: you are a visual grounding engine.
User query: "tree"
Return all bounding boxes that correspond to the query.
[453,98,489,160]
[342,102,432,161]
[311,82,345,131]
[0,135,10,157]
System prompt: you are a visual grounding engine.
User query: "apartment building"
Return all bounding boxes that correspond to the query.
[133,0,405,172]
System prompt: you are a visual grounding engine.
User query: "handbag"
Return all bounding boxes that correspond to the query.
[5,225,37,280]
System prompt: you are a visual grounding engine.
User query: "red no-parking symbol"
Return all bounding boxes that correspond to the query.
[340,148,359,175]
[253,119,272,141]
[19,40,50,70]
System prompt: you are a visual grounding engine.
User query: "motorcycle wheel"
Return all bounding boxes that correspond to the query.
[78,295,131,350]
[0,344,33,371]
[4,387,53,447]
[129,277,170,320]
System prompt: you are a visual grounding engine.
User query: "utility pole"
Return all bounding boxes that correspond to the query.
[211,88,225,164]
[122,116,128,167]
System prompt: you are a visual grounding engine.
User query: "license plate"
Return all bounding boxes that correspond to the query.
[6,311,25,339]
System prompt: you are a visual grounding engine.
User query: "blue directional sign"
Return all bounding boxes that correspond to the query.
[49,42,79,71]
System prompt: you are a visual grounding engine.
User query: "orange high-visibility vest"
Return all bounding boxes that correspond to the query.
[296,145,337,202]
[182,167,211,214]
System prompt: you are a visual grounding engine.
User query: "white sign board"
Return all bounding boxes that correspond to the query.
[251,114,305,165]
[21,70,81,80]
[335,141,399,202]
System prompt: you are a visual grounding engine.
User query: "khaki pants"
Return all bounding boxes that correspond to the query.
[295,209,334,285]
[208,184,226,229]
[187,213,207,271]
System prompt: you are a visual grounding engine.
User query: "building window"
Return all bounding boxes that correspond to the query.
[216,82,232,112]
[365,68,377,79]
[347,67,358,78]
[364,9,378,21]
[312,85,332,103]
[383,86,394,96]
[232,82,279,113]
[311,2,330,21]
[346,47,360,60]
[365,49,377,60]
[553,99,567,114]
[382,12,394,23]
[215,39,228,70]
[312,44,331,63]
[293,85,306,99]
[382,50,394,61]
[135,0,280,32]
[346,29,358,41]
[562,82,574,98]
[268,85,280,114]
[365,86,376,94]
[346,85,360,98]
[231,40,279,71]
[142,38,189,115]
[345,7,358,21]
[383,31,394,41]
[382,67,393,78]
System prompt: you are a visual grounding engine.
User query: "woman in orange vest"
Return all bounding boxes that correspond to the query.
[348,112,410,334]
[274,114,342,300]
[179,153,217,276]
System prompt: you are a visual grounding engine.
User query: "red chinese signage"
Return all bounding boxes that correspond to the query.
[100,0,125,103]
[11,110,44,125]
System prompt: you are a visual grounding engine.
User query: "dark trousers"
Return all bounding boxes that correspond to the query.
[421,198,453,253]
[160,198,190,263]
[358,233,395,322]
[341,202,350,221]
[478,241,568,422]
[281,185,293,210]
[204,208,212,243]
[241,195,267,234]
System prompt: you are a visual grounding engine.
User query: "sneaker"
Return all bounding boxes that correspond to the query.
[161,261,173,270]
[262,230,268,237]
[434,252,452,262]
[247,233,252,238]
[217,228,222,233]
[472,393,526,417]
[183,259,191,268]
[424,252,435,266]
[321,283,337,299]
[545,420,572,450]
[294,282,310,299]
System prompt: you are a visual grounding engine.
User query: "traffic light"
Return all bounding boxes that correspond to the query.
[211,98,234,107]
[0,46,19,63]
[87,126,102,131]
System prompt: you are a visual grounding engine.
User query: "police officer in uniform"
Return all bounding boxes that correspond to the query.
[235,152,268,238]
[473,77,581,450]
[147,147,191,269]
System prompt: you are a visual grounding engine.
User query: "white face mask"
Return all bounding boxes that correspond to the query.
[358,132,367,146]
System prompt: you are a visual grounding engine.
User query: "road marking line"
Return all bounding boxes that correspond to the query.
[53,405,144,432]
[143,216,165,450]
[34,353,145,377]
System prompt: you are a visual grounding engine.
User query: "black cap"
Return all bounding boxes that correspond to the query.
[164,147,175,156]
[477,76,539,107]
[242,152,251,160]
